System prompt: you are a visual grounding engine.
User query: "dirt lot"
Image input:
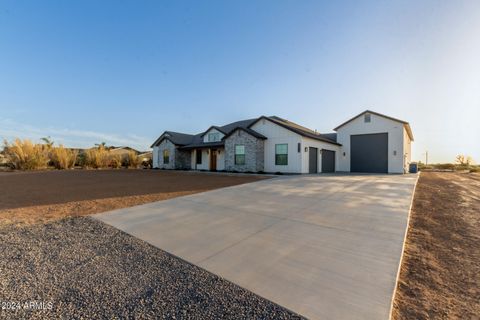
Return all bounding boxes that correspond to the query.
[392,172,480,319]
[0,169,268,225]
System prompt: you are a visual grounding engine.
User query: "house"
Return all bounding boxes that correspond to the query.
[151,110,413,174]
[109,146,141,157]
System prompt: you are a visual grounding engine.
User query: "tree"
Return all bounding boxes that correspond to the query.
[41,136,54,149]
[456,154,473,166]
[95,142,108,149]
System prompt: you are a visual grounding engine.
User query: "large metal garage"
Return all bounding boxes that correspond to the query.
[350,133,388,173]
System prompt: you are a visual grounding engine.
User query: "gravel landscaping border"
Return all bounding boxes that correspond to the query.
[0,217,303,319]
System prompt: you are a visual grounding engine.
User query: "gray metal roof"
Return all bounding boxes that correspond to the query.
[151,116,341,148]
[151,118,259,148]
[248,116,341,146]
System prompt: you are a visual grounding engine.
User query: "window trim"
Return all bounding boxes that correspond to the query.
[234,144,245,165]
[275,143,288,166]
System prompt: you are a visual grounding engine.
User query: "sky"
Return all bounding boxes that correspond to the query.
[0,0,479,163]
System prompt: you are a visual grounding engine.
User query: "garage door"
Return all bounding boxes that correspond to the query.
[350,133,388,173]
[309,147,318,173]
[321,150,335,173]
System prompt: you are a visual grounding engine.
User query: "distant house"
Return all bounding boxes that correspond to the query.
[137,151,152,163]
[151,110,413,174]
[109,146,141,156]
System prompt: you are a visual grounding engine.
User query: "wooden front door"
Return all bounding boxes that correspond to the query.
[210,149,217,171]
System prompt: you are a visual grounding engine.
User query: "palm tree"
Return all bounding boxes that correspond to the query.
[95,142,107,149]
[41,136,54,149]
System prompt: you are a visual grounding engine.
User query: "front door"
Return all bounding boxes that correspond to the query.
[309,147,318,173]
[210,149,217,171]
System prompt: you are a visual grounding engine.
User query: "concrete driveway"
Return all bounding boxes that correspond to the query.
[95,174,417,320]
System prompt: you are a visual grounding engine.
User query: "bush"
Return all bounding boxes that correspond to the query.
[469,167,479,173]
[109,154,122,169]
[142,158,153,169]
[50,145,78,169]
[432,163,455,170]
[2,139,49,170]
[84,146,110,168]
[123,151,141,168]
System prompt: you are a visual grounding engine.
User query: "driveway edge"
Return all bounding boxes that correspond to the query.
[388,172,421,320]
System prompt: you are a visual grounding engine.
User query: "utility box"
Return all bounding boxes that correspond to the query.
[409,162,418,173]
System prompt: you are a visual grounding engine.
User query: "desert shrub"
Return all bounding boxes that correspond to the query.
[433,163,455,170]
[469,167,479,173]
[123,151,141,168]
[2,139,49,170]
[109,153,122,168]
[142,158,153,169]
[50,145,78,169]
[455,164,471,171]
[84,146,110,168]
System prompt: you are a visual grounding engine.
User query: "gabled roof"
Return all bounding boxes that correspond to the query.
[199,126,227,137]
[151,118,259,148]
[110,146,141,154]
[150,131,198,148]
[222,127,267,140]
[333,110,414,141]
[248,116,341,146]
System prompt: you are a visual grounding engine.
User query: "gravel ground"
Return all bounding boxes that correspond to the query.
[0,217,303,319]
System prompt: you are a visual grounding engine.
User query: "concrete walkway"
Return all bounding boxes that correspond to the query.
[95,174,417,320]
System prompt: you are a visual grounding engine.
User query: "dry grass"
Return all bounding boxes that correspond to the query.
[50,145,78,169]
[2,139,49,170]
[125,150,141,168]
[84,146,110,168]
[108,153,122,169]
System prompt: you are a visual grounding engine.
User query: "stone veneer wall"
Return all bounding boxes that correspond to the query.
[175,149,191,169]
[156,139,176,169]
[224,130,264,172]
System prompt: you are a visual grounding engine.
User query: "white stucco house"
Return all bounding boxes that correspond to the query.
[151,110,414,174]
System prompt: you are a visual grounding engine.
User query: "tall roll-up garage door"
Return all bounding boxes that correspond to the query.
[350,133,388,173]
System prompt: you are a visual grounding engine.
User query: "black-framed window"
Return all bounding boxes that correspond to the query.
[163,149,170,164]
[196,149,202,164]
[235,145,245,165]
[275,144,288,165]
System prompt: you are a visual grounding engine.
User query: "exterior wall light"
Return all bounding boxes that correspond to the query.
[304,147,308,152]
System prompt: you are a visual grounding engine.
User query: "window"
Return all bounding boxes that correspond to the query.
[275,144,288,165]
[208,132,220,142]
[364,113,371,123]
[196,149,202,164]
[235,145,245,165]
[163,149,170,164]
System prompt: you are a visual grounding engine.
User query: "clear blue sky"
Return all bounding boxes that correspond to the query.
[1,1,479,163]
